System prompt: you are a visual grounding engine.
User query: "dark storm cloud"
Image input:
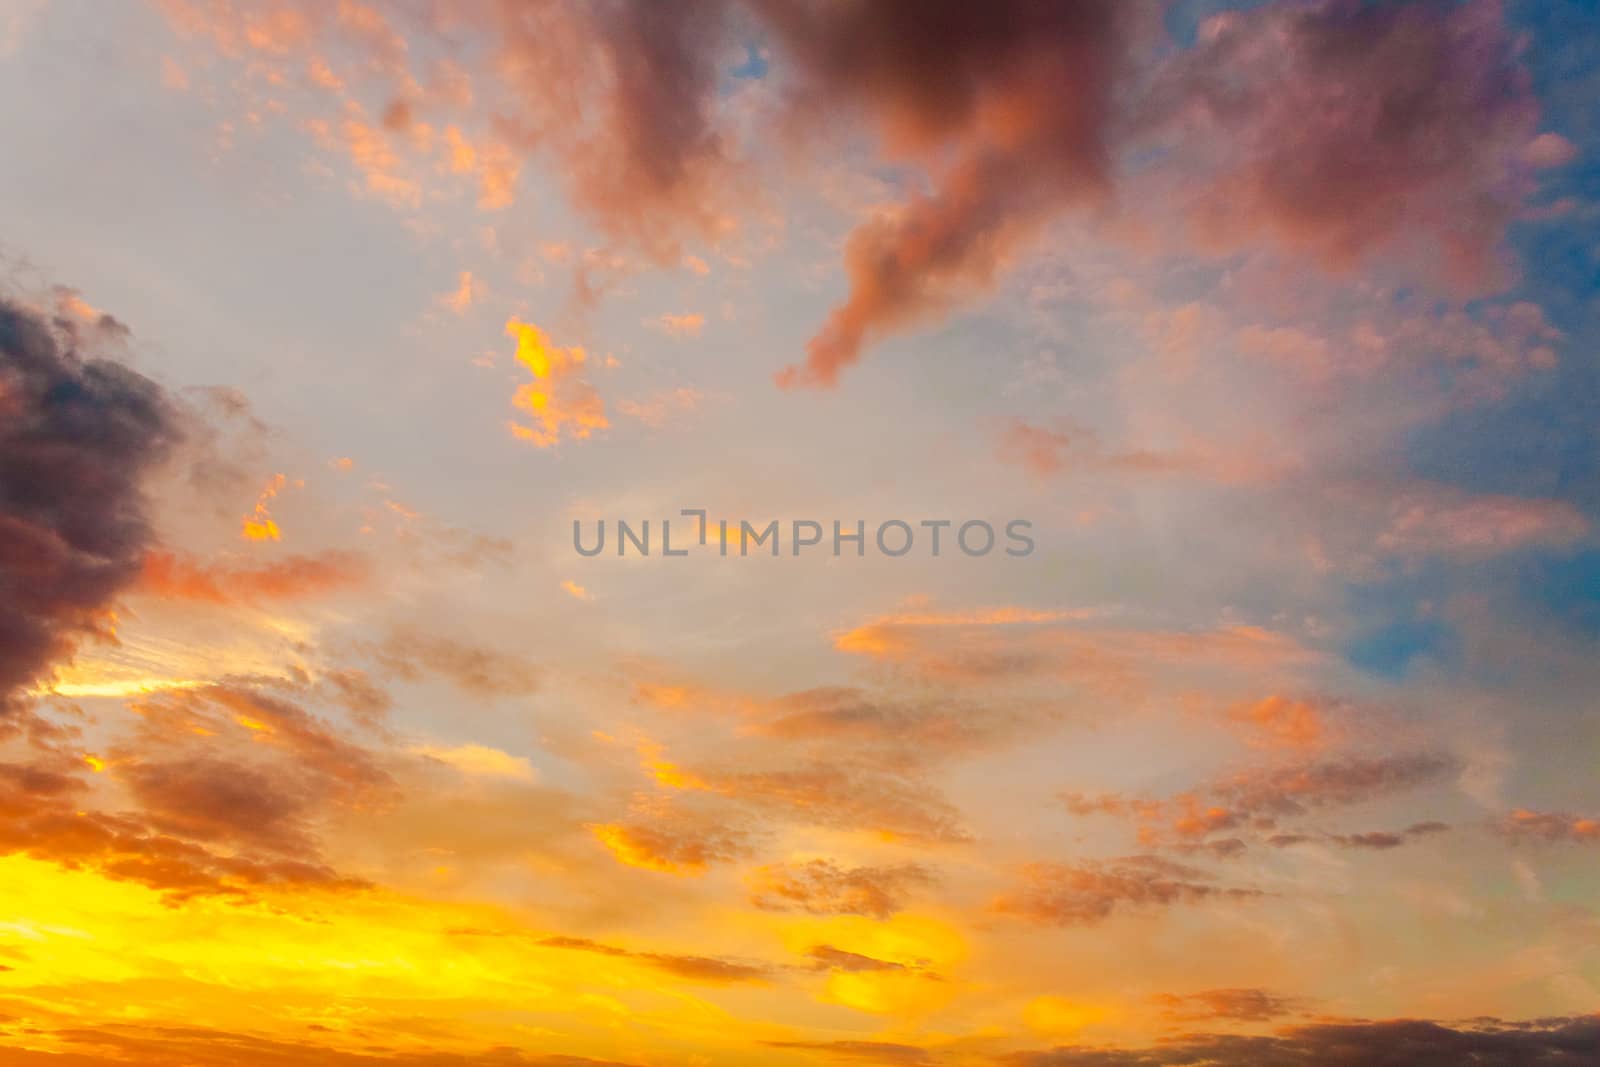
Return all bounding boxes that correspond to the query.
[0,298,180,721]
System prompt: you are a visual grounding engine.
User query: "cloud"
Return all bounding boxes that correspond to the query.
[370,627,540,698]
[119,756,323,856]
[1151,988,1305,1023]
[588,817,750,876]
[747,859,935,919]
[489,0,742,258]
[0,671,411,903]
[0,297,181,720]
[239,473,295,542]
[1069,752,1458,847]
[1499,809,1600,843]
[0,814,364,901]
[616,681,996,847]
[50,286,130,337]
[124,682,395,802]
[993,856,1263,927]
[439,270,481,315]
[319,668,392,726]
[1009,1015,1600,1066]
[410,743,536,782]
[0,760,86,822]
[753,686,1032,762]
[0,759,363,902]
[0,1023,647,1066]
[762,1040,934,1065]
[833,608,1312,693]
[504,318,609,448]
[138,549,367,604]
[1269,821,1451,851]
[650,313,705,338]
[772,0,1550,384]
[536,935,773,985]
[768,2,1139,387]
[1206,753,1458,823]
[1268,821,1451,851]
[614,386,702,428]
[1146,0,1541,294]
[644,753,972,844]
[995,420,1190,480]
[161,1,1554,389]
[1522,131,1579,170]
[1374,486,1588,558]
[805,945,916,974]
[1224,696,1333,752]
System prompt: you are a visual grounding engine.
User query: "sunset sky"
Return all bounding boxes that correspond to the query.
[2,1,1599,1064]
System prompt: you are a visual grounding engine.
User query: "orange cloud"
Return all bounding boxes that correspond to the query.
[1224,695,1332,751]
[833,606,1312,693]
[139,550,367,605]
[1500,809,1600,843]
[0,681,388,903]
[588,819,747,876]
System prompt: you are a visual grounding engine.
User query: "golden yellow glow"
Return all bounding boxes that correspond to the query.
[639,742,713,792]
[410,743,537,781]
[1024,995,1119,1036]
[0,855,787,1062]
[241,473,289,542]
[773,912,966,1016]
[503,318,608,447]
[40,677,210,698]
[241,517,281,541]
[508,318,564,380]
[589,823,703,875]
